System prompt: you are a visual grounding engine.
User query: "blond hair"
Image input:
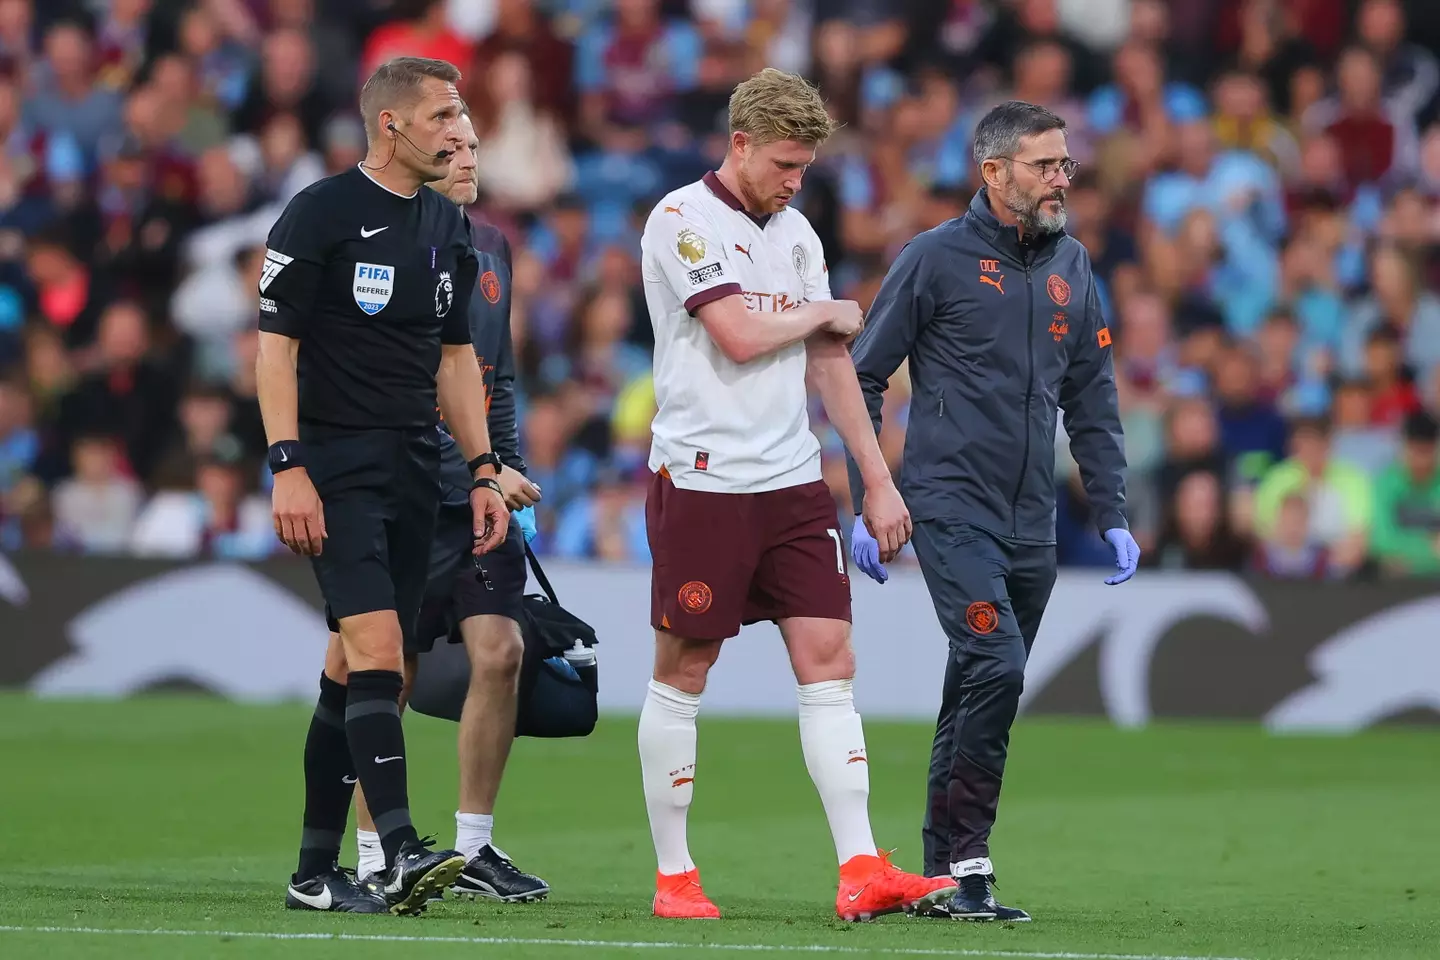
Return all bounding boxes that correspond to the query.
[359,56,463,142]
[728,68,838,146]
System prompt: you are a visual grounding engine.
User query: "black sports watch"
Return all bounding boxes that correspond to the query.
[467,451,503,476]
[268,440,304,474]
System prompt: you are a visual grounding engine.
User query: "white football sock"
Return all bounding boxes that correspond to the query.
[797,679,877,865]
[455,812,494,860]
[356,828,384,879]
[638,678,701,876]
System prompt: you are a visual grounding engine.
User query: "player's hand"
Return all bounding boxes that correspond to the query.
[471,482,509,555]
[497,467,542,511]
[862,478,911,563]
[850,515,887,584]
[822,300,864,341]
[272,469,326,556]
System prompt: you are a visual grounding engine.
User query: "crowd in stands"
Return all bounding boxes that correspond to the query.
[0,0,1438,580]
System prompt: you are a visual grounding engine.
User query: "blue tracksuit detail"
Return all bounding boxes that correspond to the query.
[846,188,1127,542]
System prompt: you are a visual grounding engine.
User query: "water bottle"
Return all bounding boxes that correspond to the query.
[562,639,598,693]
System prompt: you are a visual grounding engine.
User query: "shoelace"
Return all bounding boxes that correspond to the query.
[959,873,994,899]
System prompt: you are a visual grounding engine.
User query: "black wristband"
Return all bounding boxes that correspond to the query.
[268,441,303,474]
[468,452,503,475]
[472,476,502,496]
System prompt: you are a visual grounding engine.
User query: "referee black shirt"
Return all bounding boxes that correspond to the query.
[258,165,478,428]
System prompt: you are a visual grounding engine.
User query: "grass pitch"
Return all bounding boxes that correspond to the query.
[0,695,1436,959]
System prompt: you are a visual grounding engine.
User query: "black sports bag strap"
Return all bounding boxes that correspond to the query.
[524,541,560,606]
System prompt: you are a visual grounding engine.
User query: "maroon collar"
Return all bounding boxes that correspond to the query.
[702,171,770,228]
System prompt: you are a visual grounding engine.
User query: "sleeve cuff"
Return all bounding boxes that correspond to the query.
[685,283,741,315]
[1094,508,1128,536]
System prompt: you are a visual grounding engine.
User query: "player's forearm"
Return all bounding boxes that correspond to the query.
[435,345,495,471]
[703,296,829,364]
[743,300,832,360]
[807,336,890,489]
[256,331,300,444]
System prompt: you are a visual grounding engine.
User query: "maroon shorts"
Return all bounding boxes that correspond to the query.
[647,470,852,641]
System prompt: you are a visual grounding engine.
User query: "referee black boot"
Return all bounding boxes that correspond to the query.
[285,864,389,913]
[378,837,466,916]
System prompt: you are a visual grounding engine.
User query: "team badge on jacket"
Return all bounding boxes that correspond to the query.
[435,270,453,317]
[792,244,807,277]
[353,262,394,316]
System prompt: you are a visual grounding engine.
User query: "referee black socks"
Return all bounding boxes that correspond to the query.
[296,672,355,881]
[345,669,420,866]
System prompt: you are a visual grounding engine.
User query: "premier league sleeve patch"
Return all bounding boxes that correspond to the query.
[352,262,394,316]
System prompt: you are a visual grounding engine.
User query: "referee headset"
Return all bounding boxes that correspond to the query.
[363,117,457,171]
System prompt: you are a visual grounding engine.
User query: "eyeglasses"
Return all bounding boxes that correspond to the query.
[1001,157,1080,183]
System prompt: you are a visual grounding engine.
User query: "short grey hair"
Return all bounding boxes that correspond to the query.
[972,100,1067,166]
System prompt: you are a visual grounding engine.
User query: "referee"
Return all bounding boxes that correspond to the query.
[845,102,1140,922]
[257,57,508,916]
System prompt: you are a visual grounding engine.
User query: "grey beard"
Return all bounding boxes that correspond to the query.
[1004,183,1067,234]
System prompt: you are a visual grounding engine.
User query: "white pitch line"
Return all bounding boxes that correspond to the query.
[0,925,1263,960]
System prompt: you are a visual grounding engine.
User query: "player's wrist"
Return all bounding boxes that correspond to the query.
[472,476,503,498]
[859,463,893,490]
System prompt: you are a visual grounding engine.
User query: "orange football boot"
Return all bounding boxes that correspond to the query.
[836,850,957,922]
[652,868,721,919]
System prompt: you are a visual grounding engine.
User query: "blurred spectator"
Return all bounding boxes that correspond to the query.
[1330,378,1399,475]
[1338,243,1440,384]
[470,49,573,212]
[1251,491,1338,578]
[234,27,332,147]
[51,432,141,553]
[1149,469,1249,570]
[25,19,125,163]
[1212,343,1290,482]
[175,2,252,118]
[575,0,701,143]
[1354,0,1439,121]
[129,452,273,558]
[1304,45,1419,190]
[1253,415,1373,575]
[0,373,36,546]
[27,228,111,349]
[551,465,649,562]
[54,299,177,483]
[362,0,471,81]
[467,0,575,122]
[1370,409,1440,575]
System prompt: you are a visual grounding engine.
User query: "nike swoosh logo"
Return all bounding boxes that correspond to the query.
[342,775,358,784]
[289,884,332,909]
[279,449,289,462]
[360,226,388,238]
[848,887,867,902]
[374,755,403,764]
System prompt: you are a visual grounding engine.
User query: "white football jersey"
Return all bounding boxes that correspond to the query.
[641,172,830,494]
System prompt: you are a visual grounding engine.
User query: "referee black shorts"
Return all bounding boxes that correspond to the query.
[300,423,442,649]
[412,502,527,654]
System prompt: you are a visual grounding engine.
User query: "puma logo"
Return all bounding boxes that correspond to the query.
[734,243,752,262]
[664,203,685,216]
[980,274,1005,295]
